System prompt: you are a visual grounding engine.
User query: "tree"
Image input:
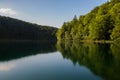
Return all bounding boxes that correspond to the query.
[110,0,120,3]
[0,16,57,40]
[65,31,72,40]
[89,15,113,40]
[56,0,120,41]
[111,24,120,40]
[110,3,120,40]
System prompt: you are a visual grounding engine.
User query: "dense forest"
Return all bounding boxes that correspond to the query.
[56,0,120,41]
[0,16,57,41]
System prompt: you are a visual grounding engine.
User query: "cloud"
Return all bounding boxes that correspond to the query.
[0,8,16,15]
[0,63,16,71]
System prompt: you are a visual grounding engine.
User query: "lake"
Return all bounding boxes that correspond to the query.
[0,41,120,80]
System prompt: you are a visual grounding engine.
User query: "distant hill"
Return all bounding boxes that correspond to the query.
[0,16,57,41]
[56,0,120,41]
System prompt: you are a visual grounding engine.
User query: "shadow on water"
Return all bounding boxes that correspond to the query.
[0,41,56,61]
[56,41,120,80]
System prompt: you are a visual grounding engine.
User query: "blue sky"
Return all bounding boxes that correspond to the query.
[0,0,108,28]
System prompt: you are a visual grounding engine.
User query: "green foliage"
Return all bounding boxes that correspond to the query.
[111,23,120,40]
[0,16,57,40]
[110,3,120,40]
[56,0,120,41]
[65,31,72,40]
[89,15,113,40]
[111,0,120,3]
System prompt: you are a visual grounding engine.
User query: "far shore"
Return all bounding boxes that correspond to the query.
[58,39,114,44]
[0,40,56,43]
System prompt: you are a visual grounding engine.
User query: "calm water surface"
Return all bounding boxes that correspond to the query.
[0,41,120,80]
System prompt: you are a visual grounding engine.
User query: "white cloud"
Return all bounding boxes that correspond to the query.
[0,63,16,71]
[0,8,16,16]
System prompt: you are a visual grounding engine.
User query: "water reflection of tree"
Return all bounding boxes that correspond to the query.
[56,41,120,80]
[0,41,56,61]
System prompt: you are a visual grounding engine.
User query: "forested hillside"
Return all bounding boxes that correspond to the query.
[56,0,120,41]
[0,16,57,41]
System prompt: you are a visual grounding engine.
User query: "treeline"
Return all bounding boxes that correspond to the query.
[0,16,57,40]
[56,0,120,41]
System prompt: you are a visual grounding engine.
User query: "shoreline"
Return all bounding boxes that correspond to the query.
[79,40,114,43]
[57,39,114,43]
[0,39,116,44]
[0,40,56,43]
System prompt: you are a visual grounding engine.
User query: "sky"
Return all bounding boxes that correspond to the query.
[0,0,108,28]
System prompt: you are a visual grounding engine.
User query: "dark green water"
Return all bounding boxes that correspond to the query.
[0,41,120,80]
